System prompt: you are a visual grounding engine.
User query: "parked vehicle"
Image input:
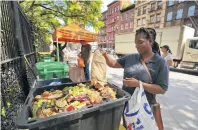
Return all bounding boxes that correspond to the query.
[115,26,198,70]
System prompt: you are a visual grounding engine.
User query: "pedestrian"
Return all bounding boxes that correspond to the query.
[101,27,169,129]
[51,42,67,62]
[63,46,71,64]
[78,40,92,81]
[160,45,173,66]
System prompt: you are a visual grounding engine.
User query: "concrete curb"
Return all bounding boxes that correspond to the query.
[170,67,198,76]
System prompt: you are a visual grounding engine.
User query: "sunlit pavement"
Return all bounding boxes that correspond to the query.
[106,67,198,130]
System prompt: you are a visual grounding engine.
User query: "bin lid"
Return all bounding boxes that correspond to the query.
[36,62,68,72]
[38,52,51,55]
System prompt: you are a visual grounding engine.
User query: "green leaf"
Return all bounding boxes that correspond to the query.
[20,0,104,49]
[1,107,6,117]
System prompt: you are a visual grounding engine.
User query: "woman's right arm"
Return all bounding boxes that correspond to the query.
[103,52,123,68]
[166,54,173,66]
[167,60,173,66]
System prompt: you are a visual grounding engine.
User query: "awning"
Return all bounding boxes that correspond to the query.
[53,24,98,43]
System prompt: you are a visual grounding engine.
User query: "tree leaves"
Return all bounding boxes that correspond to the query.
[20,0,104,50]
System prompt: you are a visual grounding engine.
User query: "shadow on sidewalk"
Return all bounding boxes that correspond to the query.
[158,78,198,130]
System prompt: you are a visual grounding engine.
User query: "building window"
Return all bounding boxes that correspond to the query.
[167,12,173,21]
[121,24,124,30]
[125,23,128,30]
[176,9,183,19]
[142,17,146,25]
[117,16,119,20]
[143,6,147,14]
[116,26,119,30]
[151,3,156,11]
[168,0,174,6]
[130,22,133,28]
[157,1,162,9]
[126,13,128,20]
[115,7,116,12]
[112,8,114,13]
[150,15,156,23]
[137,8,141,16]
[188,6,195,17]
[137,19,142,26]
[156,14,161,22]
[117,6,120,11]
[121,14,124,21]
[130,11,133,18]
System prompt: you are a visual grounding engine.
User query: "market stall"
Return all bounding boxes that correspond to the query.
[52,24,97,82]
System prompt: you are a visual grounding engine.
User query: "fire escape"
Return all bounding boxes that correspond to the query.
[188,1,198,34]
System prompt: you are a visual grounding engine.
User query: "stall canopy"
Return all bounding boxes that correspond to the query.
[53,24,98,43]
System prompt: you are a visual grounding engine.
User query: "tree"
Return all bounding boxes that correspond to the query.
[19,0,104,50]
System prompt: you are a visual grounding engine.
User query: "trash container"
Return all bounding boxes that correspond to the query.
[16,82,131,130]
[36,62,69,80]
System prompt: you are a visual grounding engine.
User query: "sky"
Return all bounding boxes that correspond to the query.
[101,0,115,12]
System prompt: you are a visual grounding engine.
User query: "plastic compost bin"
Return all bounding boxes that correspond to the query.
[16,82,131,130]
[36,62,69,80]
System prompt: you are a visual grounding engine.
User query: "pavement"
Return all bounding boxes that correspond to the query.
[68,52,198,129]
[106,67,198,130]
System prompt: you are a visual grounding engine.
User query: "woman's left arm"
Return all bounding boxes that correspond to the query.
[123,78,165,94]
[142,82,165,94]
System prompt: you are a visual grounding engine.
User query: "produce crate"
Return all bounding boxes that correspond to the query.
[36,62,69,80]
[16,82,131,130]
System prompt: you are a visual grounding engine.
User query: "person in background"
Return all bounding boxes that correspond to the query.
[63,46,71,64]
[51,42,67,62]
[160,45,173,66]
[78,40,92,81]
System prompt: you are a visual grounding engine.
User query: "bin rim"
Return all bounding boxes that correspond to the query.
[38,52,51,55]
[16,82,131,129]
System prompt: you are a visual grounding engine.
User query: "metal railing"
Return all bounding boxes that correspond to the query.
[1,1,37,130]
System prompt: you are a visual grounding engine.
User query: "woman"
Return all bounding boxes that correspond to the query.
[160,45,173,66]
[101,27,169,128]
[102,27,169,104]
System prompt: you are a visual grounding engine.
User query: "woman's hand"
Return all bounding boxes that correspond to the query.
[123,78,139,87]
[99,48,107,56]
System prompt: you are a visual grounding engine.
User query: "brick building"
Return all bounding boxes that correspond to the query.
[106,1,121,49]
[164,0,198,36]
[98,0,132,49]
[119,4,135,34]
[98,11,107,47]
[133,0,166,31]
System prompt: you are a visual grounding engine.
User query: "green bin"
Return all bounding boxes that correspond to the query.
[38,52,54,62]
[36,62,69,80]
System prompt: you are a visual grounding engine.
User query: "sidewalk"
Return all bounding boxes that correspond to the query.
[106,67,198,130]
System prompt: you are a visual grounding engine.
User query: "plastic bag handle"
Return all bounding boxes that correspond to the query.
[137,81,144,104]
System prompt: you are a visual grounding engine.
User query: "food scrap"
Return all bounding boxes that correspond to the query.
[32,83,117,119]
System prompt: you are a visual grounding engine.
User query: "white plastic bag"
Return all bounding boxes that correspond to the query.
[124,81,158,130]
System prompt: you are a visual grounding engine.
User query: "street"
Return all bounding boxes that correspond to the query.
[106,67,198,130]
